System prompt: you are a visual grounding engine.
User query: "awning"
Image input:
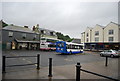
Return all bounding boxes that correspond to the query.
[15,39,40,43]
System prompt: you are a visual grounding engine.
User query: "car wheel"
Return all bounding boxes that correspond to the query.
[70,51,72,54]
[110,54,114,58]
[100,54,103,57]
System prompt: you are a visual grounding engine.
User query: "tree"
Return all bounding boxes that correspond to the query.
[1,20,8,27]
[56,32,73,42]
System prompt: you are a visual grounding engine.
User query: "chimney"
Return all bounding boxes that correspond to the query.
[33,26,36,31]
[24,26,28,28]
[36,24,39,27]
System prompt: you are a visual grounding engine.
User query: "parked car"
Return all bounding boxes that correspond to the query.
[100,50,120,58]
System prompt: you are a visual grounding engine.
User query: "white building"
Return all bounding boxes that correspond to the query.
[81,22,120,51]
[104,22,120,42]
[91,24,104,43]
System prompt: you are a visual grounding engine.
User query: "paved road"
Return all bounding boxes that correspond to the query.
[2,50,118,72]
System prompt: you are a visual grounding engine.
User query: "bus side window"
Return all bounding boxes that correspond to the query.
[58,44,60,47]
[79,46,83,49]
[66,45,68,49]
[61,43,64,47]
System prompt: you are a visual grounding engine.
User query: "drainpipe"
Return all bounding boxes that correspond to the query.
[103,28,104,51]
[84,32,85,50]
[39,29,41,50]
[90,30,92,51]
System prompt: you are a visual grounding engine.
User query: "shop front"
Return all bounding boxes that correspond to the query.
[85,42,120,51]
[15,39,40,50]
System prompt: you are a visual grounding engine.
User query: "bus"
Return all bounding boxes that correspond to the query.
[40,37,60,51]
[56,41,84,54]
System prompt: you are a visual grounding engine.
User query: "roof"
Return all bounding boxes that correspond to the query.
[41,37,59,40]
[3,25,35,33]
[86,27,93,30]
[104,21,120,29]
[96,24,105,28]
[110,21,119,25]
[66,42,83,46]
[40,28,55,32]
[56,41,83,46]
[72,38,81,44]
[39,28,57,36]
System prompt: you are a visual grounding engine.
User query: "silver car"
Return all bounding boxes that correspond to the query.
[100,50,120,58]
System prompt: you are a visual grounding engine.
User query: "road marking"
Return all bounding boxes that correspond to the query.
[11,53,36,67]
[35,64,37,66]
[22,58,26,60]
[27,60,32,63]
[64,58,73,61]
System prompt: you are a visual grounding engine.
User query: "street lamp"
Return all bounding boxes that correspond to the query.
[36,24,41,50]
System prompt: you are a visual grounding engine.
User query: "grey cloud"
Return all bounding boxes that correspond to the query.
[2,2,118,38]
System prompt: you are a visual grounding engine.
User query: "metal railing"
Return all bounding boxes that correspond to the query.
[76,62,119,81]
[2,54,40,73]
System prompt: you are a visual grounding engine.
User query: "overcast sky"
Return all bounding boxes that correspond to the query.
[2,1,118,38]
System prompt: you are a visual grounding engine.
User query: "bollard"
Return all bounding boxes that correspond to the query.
[48,58,52,77]
[105,56,108,67]
[37,54,40,70]
[2,56,6,73]
[76,62,81,81]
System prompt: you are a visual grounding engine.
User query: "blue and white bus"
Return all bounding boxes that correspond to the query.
[56,41,84,54]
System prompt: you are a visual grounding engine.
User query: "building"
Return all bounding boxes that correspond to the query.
[0,20,2,81]
[32,24,57,39]
[72,38,81,44]
[103,22,120,50]
[81,22,120,51]
[2,24,40,50]
[2,22,58,50]
[40,28,57,39]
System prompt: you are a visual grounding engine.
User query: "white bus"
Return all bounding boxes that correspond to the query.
[56,41,84,54]
[40,37,60,51]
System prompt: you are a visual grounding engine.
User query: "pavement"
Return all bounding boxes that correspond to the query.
[2,58,119,80]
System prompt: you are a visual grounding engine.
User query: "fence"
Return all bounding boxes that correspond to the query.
[2,54,40,73]
[2,55,119,80]
[76,62,119,81]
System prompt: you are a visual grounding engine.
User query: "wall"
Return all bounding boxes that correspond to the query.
[2,29,39,50]
[0,42,1,80]
[81,32,85,43]
[91,25,104,43]
[84,27,92,43]
[104,22,119,42]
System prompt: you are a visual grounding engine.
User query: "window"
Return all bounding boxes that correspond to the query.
[58,43,64,47]
[47,39,57,43]
[34,35,36,38]
[53,32,56,35]
[41,30,46,34]
[87,38,89,42]
[50,32,54,36]
[95,37,99,42]
[109,30,114,35]
[86,33,88,37]
[109,37,114,42]
[95,31,99,36]
[33,35,36,40]
[41,38,46,40]
[8,32,13,37]
[22,33,26,39]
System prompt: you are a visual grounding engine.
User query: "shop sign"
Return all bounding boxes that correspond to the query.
[98,43,103,45]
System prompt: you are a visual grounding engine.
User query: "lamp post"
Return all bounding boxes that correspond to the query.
[36,24,41,49]
[39,28,41,49]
